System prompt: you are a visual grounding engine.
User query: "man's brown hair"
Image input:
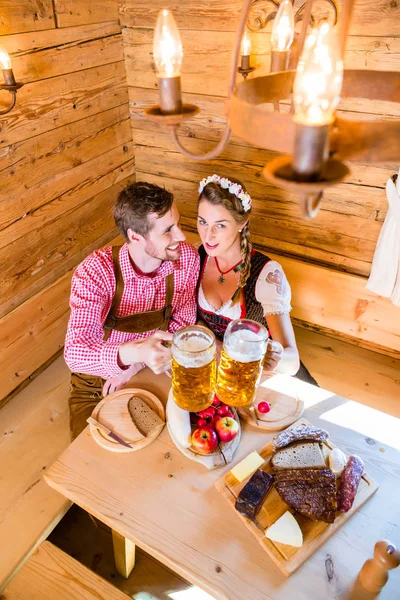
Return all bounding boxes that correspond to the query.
[114,182,174,240]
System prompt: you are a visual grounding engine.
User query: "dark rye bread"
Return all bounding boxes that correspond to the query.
[128,396,164,437]
[271,442,327,470]
[275,468,337,523]
[235,470,274,522]
[273,425,329,451]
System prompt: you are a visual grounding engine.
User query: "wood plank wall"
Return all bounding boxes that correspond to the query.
[0,1,134,404]
[120,0,400,356]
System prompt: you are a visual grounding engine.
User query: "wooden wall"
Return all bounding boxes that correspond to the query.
[120,0,400,357]
[0,1,135,404]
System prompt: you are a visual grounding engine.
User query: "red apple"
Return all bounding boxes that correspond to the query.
[217,404,230,417]
[225,411,234,419]
[197,418,207,427]
[204,406,216,418]
[212,395,221,407]
[191,427,218,454]
[212,414,222,426]
[257,401,271,414]
[215,416,239,443]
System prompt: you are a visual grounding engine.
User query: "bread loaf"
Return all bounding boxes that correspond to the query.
[128,396,164,437]
[271,442,327,470]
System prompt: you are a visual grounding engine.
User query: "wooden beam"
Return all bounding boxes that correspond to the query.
[54,0,119,27]
[0,61,129,148]
[119,0,400,36]
[0,23,123,84]
[112,531,136,579]
[0,1,55,35]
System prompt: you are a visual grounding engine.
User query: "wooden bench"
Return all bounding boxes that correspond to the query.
[2,540,130,599]
[0,356,72,593]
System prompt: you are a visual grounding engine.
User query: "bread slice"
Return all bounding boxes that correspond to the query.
[128,396,164,437]
[271,442,327,471]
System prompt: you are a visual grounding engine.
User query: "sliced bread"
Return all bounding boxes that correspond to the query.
[271,442,327,470]
[128,396,164,437]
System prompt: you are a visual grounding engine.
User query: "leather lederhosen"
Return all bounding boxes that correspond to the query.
[197,245,318,387]
[68,246,174,439]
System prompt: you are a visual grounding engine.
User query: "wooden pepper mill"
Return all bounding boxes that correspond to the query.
[359,540,400,593]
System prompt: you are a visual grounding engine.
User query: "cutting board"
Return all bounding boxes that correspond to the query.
[215,418,379,576]
[90,388,165,453]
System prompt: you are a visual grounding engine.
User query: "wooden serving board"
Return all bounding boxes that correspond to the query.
[90,388,165,453]
[238,392,304,432]
[215,418,379,576]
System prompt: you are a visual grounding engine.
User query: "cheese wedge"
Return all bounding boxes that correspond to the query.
[265,511,303,547]
[230,451,265,483]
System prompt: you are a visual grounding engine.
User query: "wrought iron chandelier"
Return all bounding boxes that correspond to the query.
[144,0,400,218]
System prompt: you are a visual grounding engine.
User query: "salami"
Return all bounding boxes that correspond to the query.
[337,455,364,512]
[273,425,329,450]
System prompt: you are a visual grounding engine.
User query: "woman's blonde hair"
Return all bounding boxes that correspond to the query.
[198,177,252,302]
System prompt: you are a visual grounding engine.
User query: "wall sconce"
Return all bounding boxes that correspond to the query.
[238,32,255,79]
[0,45,23,115]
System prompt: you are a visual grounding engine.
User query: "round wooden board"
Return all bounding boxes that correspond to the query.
[238,389,304,431]
[166,390,241,470]
[90,388,165,453]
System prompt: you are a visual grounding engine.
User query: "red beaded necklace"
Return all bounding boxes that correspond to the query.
[214,256,244,284]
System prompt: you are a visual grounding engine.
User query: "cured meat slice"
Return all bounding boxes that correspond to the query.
[337,455,364,512]
[235,470,274,521]
[273,425,329,450]
[275,468,337,523]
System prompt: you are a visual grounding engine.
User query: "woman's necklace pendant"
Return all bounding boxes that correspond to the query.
[218,274,226,284]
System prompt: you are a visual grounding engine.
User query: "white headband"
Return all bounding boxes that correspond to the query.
[198,174,252,212]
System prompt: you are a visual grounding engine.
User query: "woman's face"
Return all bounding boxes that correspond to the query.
[197,199,242,257]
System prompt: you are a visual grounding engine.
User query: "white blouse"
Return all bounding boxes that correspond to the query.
[198,258,292,320]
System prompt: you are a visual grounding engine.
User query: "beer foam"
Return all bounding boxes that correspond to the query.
[225,329,267,363]
[172,334,215,368]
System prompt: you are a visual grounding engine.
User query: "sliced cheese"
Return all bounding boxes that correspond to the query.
[265,511,303,547]
[230,451,265,483]
[166,398,192,448]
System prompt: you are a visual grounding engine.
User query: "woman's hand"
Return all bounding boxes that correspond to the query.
[263,340,284,373]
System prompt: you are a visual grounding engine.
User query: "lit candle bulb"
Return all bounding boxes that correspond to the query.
[271,0,295,52]
[270,0,295,72]
[238,31,255,79]
[0,45,16,86]
[293,23,343,126]
[291,24,344,180]
[153,9,183,114]
[241,31,251,57]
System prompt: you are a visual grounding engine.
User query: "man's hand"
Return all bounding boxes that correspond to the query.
[118,331,173,375]
[102,362,145,397]
[263,340,284,373]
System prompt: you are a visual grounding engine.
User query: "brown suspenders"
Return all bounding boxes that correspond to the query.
[103,246,174,341]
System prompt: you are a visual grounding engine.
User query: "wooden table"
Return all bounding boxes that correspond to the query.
[44,370,400,600]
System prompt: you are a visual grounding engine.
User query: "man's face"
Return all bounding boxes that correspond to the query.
[140,203,186,261]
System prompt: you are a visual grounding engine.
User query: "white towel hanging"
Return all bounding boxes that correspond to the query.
[366,169,400,306]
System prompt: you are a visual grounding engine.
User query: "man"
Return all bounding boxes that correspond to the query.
[65,181,199,438]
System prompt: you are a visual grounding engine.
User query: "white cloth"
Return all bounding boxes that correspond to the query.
[366,170,400,306]
[198,258,292,320]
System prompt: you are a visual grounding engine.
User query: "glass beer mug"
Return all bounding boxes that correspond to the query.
[216,319,268,407]
[171,325,217,412]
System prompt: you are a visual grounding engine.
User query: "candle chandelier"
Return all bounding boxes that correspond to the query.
[144,0,400,218]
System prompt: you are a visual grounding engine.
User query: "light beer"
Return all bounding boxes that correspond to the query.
[216,319,268,407]
[171,326,216,412]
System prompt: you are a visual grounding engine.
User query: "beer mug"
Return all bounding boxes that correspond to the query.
[216,319,268,407]
[171,325,217,412]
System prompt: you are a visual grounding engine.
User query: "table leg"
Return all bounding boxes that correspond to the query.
[112,530,136,578]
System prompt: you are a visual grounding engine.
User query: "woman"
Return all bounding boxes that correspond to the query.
[196,174,317,383]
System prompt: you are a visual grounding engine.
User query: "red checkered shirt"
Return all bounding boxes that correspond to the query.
[64,242,199,379]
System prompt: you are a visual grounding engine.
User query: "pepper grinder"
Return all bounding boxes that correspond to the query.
[358,540,400,594]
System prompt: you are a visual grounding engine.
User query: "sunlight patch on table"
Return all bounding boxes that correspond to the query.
[320,402,400,450]
[259,374,334,408]
[168,587,215,600]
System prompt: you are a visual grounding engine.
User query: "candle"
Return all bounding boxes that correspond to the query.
[153,9,183,114]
